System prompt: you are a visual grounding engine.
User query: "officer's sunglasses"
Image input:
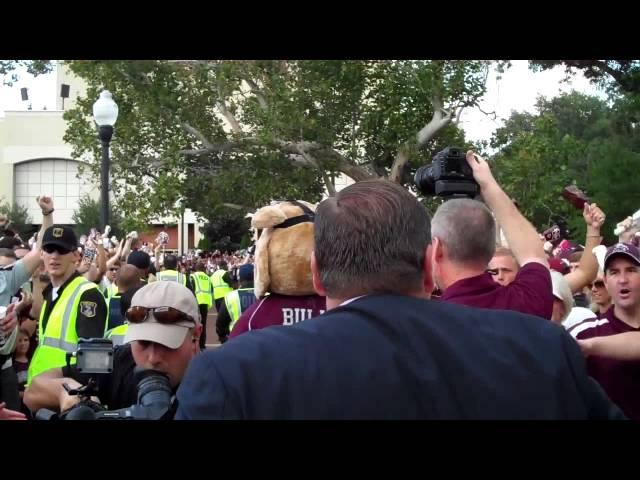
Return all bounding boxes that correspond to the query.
[125,306,196,326]
[43,245,73,255]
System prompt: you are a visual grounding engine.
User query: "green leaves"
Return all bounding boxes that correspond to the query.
[61,60,489,231]
[492,91,640,243]
[0,60,53,86]
[0,196,33,238]
[71,195,125,238]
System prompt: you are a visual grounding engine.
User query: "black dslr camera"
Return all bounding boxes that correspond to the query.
[414,147,479,198]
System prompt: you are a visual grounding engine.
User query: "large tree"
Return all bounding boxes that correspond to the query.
[58,60,490,224]
[530,61,640,94]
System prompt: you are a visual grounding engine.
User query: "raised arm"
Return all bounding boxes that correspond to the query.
[565,204,605,293]
[466,151,547,267]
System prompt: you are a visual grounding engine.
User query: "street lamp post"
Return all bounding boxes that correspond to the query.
[92,90,119,232]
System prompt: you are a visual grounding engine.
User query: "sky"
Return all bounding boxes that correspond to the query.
[0,60,606,145]
[458,60,604,146]
[0,63,58,112]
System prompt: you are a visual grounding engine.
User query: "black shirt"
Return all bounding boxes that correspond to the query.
[41,272,108,339]
[62,343,137,409]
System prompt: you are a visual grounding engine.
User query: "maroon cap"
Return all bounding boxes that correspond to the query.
[604,243,640,270]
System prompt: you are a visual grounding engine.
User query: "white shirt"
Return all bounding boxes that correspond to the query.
[339,295,367,307]
[562,307,597,330]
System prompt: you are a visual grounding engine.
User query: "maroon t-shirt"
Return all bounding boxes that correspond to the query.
[440,262,553,320]
[229,293,326,339]
[569,306,640,420]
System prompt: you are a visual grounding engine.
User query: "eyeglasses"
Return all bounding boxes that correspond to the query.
[125,306,195,326]
[590,280,606,289]
[109,268,119,272]
[43,245,72,255]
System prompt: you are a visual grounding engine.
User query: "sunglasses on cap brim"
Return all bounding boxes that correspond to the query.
[43,245,73,255]
[126,306,196,326]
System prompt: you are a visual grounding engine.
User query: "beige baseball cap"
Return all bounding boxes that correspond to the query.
[123,281,200,349]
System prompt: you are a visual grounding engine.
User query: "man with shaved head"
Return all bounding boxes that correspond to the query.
[117,264,142,294]
[103,264,144,342]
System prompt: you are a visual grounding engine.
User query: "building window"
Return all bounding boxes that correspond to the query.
[14,159,96,224]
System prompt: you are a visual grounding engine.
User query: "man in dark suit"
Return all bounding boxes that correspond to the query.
[176,179,624,420]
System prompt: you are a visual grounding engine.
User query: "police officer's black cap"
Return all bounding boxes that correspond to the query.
[42,225,78,252]
[127,250,151,269]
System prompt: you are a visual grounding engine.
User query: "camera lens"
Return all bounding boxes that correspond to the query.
[414,165,436,196]
[134,367,172,409]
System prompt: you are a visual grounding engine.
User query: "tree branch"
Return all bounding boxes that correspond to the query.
[416,95,453,146]
[222,203,249,210]
[168,60,215,68]
[389,149,410,184]
[563,60,629,88]
[181,123,215,149]
[179,143,239,156]
[476,105,497,120]
[294,145,320,168]
[216,80,243,134]
[243,78,268,111]
[331,150,377,182]
[322,172,337,197]
[390,93,459,183]
[286,153,315,167]
[130,155,161,180]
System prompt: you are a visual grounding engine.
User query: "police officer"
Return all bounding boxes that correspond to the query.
[190,262,213,350]
[27,226,108,384]
[210,261,233,313]
[216,264,257,343]
[105,281,143,346]
[156,254,193,292]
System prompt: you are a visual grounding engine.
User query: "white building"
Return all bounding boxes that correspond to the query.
[0,62,202,252]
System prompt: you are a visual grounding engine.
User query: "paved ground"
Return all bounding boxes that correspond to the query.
[204,308,221,348]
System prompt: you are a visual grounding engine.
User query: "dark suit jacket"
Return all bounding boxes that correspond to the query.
[176,294,625,420]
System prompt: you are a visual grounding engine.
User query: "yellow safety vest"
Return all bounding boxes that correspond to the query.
[211,269,233,300]
[106,323,129,346]
[103,282,119,300]
[224,288,254,331]
[191,271,213,307]
[156,269,187,286]
[27,276,103,384]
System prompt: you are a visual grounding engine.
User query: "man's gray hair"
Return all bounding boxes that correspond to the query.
[431,198,496,267]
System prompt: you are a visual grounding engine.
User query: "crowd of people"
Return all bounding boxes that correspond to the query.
[0,208,255,418]
[0,149,639,420]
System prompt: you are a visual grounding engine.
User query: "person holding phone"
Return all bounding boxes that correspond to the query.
[1,196,55,409]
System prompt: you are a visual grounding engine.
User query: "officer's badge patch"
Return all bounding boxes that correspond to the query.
[80,301,97,317]
[53,228,64,238]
